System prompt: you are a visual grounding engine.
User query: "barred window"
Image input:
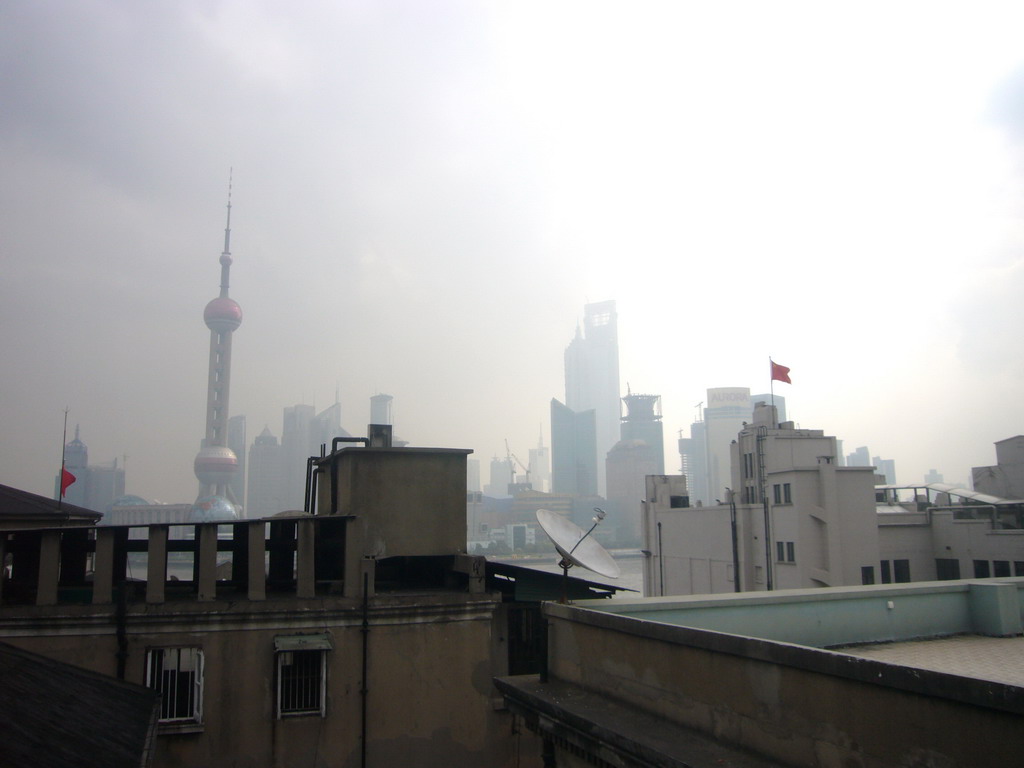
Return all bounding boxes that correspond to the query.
[275,633,332,718]
[278,650,325,716]
[146,648,203,724]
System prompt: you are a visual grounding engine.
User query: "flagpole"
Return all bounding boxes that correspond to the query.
[58,407,69,508]
[769,358,775,414]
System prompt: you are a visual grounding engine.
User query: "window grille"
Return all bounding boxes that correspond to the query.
[146,648,203,724]
[277,650,326,717]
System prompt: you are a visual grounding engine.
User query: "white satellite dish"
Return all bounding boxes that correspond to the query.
[536,508,621,580]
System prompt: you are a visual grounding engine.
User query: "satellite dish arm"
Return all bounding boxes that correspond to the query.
[569,507,606,556]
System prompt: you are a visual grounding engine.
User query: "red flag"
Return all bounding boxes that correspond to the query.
[60,468,76,497]
[770,360,791,384]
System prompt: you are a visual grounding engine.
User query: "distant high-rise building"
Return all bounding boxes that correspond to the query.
[281,403,315,508]
[605,393,665,544]
[466,458,481,493]
[312,402,347,451]
[54,426,125,513]
[368,393,408,446]
[620,392,664,475]
[924,468,944,484]
[550,399,597,497]
[678,421,707,506]
[704,387,751,504]
[277,401,351,510]
[370,394,393,426]
[873,456,896,485]
[681,389,783,506]
[528,432,551,494]
[228,414,246,513]
[193,183,242,516]
[484,456,514,497]
[564,301,620,496]
[606,439,660,545]
[847,446,871,467]
[247,427,286,517]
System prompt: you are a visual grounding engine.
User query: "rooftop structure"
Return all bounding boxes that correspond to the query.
[0,483,101,530]
[973,435,1024,499]
[647,410,1024,598]
[1,439,624,766]
[498,579,1024,767]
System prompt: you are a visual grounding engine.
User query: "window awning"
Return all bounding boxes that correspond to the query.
[274,633,333,652]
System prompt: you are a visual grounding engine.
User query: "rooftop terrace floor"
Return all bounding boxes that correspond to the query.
[836,634,1024,687]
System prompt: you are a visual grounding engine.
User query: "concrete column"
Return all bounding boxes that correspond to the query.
[296,518,315,599]
[36,531,61,606]
[146,525,168,604]
[247,521,265,601]
[93,528,115,604]
[343,518,366,599]
[197,524,218,601]
[453,554,486,594]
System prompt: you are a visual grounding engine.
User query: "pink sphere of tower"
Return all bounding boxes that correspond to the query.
[194,445,239,486]
[204,297,242,333]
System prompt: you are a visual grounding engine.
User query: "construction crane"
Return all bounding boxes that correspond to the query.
[504,439,532,495]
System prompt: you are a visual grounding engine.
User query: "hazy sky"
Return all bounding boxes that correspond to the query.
[3,1,1024,503]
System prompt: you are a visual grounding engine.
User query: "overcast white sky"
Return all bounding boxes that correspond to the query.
[3,1,1024,502]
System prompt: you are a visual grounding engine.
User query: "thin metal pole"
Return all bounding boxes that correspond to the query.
[361,571,369,768]
[728,490,740,592]
[58,407,69,508]
[657,522,664,596]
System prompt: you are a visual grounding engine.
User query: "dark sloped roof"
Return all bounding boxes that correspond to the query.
[486,561,631,602]
[0,483,102,522]
[0,641,158,768]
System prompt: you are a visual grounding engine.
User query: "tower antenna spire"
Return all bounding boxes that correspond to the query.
[220,169,233,298]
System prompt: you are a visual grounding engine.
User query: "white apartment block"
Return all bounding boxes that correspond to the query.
[643,408,1024,596]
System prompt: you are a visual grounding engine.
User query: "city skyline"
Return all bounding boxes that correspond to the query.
[3,3,1024,502]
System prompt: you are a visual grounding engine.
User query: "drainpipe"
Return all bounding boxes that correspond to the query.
[361,571,370,768]
[304,456,317,513]
[725,488,740,592]
[115,580,128,679]
[756,428,773,591]
[656,522,664,596]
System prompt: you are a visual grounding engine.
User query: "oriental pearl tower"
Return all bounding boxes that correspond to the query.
[193,179,243,519]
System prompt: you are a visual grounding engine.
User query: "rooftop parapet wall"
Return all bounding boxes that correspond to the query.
[536,597,1024,768]
[581,578,1024,646]
[0,516,351,608]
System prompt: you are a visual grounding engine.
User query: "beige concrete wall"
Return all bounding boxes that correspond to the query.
[0,593,522,768]
[545,607,1023,768]
[319,448,469,558]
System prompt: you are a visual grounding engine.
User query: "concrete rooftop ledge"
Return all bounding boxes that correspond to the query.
[568,578,1024,647]
[543,581,1024,716]
[496,675,782,768]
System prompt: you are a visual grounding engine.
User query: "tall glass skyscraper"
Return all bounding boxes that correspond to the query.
[563,300,621,496]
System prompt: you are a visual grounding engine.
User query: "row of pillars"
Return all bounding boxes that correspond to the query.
[1,519,322,608]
